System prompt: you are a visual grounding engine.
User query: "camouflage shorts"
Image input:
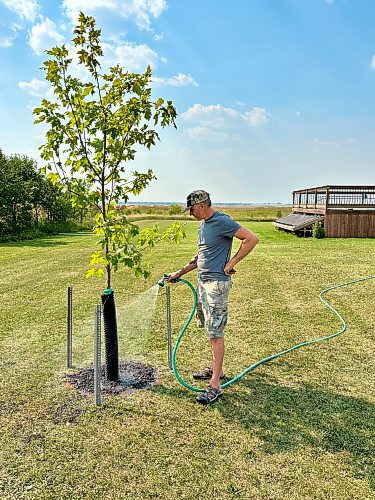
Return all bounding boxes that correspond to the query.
[196,280,232,339]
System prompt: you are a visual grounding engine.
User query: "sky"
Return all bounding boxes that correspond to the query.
[1,0,375,204]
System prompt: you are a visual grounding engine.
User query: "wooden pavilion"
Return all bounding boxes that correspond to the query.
[274,185,375,237]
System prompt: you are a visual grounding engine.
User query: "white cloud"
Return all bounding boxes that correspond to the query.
[146,0,167,17]
[244,107,270,126]
[154,32,164,41]
[18,77,49,96]
[181,103,270,142]
[62,0,116,24]
[103,41,159,71]
[29,17,64,55]
[183,126,229,142]
[1,0,40,22]
[371,55,375,70]
[183,103,270,128]
[124,0,167,30]
[0,22,24,48]
[152,73,198,87]
[0,37,14,47]
[183,103,240,123]
[62,0,167,30]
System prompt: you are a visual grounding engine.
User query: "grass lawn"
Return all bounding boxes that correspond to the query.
[0,216,374,499]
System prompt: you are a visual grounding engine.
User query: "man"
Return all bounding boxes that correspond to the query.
[168,190,259,404]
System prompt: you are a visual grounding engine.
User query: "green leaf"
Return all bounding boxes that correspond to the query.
[91,138,103,152]
[48,173,60,184]
[85,268,105,279]
[133,82,141,95]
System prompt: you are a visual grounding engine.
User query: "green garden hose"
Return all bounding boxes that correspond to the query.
[169,275,375,393]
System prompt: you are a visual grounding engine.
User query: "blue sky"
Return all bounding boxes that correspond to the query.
[1,0,375,203]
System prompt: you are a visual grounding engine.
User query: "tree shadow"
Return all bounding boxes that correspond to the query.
[219,372,375,487]
[0,233,91,248]
[1,238,68,248]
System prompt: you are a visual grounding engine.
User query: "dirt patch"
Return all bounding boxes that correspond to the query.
[52,400,84,424]
[66,360,158,397]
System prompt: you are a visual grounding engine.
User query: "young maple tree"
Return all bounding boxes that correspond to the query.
[34,12,183,380]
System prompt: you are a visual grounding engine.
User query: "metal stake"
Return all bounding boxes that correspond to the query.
[67,286,73,368]
[166,285,172,369]
[94,304,102,406]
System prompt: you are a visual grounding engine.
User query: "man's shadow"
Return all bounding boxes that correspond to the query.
[153,370,374,488]
[224,371,374,486]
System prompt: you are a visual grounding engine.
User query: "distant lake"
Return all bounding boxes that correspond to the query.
[125,201,291,206]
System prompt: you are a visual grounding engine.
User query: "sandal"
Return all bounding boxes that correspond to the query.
[196,385,223,405]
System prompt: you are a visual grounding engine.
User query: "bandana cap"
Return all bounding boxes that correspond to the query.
[183,190,210,212]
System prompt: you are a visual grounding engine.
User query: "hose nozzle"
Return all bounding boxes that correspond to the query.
[157,274,169,287]
[157,273,179,287]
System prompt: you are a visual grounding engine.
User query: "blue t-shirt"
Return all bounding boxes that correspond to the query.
[197,211,241,282]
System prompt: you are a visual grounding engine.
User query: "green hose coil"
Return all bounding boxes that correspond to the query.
[172,275,375,393]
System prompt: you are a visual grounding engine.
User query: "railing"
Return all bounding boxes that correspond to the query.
[293,188,375,211]
[293,202,326,209]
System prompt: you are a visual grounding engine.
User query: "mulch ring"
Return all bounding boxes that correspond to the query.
[66,360,158,396]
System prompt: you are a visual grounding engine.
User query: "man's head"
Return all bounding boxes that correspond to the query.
[184,190,213,220]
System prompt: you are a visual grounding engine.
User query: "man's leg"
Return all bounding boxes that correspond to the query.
[195,280,230,393]
[210,337,224,389]
[196,335,225,404]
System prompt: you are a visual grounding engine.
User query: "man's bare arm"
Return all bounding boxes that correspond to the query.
[224,226,259,275]
[167,254,198,281]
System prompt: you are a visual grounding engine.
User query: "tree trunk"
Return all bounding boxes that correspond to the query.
[101,205,119,381]
[101,289,119,381]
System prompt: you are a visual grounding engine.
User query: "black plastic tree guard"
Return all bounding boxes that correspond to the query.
[101,289,119,381]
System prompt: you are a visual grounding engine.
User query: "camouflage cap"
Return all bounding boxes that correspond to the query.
[183,190,210,212]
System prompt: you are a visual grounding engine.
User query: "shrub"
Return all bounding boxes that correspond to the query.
[313,222,325,239]
[169,204,182,215]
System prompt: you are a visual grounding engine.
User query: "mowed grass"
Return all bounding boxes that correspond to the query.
[0,216,374,499]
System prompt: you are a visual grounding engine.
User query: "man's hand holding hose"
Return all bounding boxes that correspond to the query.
[167,254,198,282]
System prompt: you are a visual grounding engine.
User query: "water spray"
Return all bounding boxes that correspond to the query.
[157,273,375,393]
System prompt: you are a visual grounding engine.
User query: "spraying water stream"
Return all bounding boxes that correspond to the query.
[116,284,160,359]
[67,284,161,396]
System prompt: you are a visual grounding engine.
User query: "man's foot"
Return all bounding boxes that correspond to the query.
[196,385,223,405]
[192,367,225,380]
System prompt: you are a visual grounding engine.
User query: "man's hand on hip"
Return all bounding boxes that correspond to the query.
[224,264,236,276]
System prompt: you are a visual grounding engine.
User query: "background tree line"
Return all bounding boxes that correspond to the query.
[0,149,88,241]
